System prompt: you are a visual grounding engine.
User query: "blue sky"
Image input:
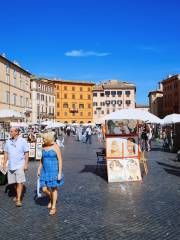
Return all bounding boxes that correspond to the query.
[1,0,180,104]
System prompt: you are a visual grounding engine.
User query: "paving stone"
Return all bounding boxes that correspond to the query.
[1,137,180,239]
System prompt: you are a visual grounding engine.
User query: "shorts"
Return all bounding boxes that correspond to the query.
[8,167,26,184]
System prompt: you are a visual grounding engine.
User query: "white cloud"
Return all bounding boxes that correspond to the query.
[65,49,111,57]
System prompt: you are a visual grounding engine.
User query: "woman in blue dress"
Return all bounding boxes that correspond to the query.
[37,131,64,215]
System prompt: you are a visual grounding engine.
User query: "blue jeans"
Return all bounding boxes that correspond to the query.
[86,134,92,144]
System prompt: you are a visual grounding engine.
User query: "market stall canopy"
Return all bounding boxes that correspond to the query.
[11,122,28,128]
[103,109,162,123]
[0,109,25,120]
[162,114,180,124]
[42,121,65,129]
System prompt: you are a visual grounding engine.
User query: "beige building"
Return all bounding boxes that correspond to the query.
[148,82,163,118]
[31,78,55,123]
[93,80,136,123]
[0,54,32,121]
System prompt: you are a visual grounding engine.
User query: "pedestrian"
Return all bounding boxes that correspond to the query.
[85,126,92,144]
[2,127,29,207]
[37,131,64,215]
[97,127,103,143]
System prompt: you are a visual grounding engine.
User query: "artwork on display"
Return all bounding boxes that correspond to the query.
[107,159,127,182]
[30,142,36,149]
[0,141,4,153]
[106,138,124,158]
[123,136,139,158]
[36,143,42,160]
[124,158,142,181]
[36,138,43,143]
[107,158,142,182]
[29,149,35,158]
[106,120,137,135]
[0,131,5,140]
[106,136,139,159]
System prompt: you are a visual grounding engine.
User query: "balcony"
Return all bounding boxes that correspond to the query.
[69,108,78,113]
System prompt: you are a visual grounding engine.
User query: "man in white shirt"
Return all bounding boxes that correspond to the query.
[3,127,29,207]
[85,126,92,144]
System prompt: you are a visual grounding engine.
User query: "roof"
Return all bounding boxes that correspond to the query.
[93,79,136,91]
[136,104,149,108]
[50,79,95,86]
[0,55,31,75]
[148,90,163,97]
[161,74,180,84]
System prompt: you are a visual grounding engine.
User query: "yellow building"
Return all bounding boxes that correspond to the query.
[0,54,32,121]
[53,80,94,124]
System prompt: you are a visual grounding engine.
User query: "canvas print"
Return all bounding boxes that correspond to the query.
[29,149,35,158]
[123,136,139,158]
[124,158,142,181]
[106,120,137,135]
[107,159,127,182]
[30,142,36,148]
[106,138,124,158]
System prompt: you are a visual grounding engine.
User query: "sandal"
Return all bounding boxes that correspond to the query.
[49,208,56,215]
[16,201,22,207]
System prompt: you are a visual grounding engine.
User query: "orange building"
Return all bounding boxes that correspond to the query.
[53,80,94,124]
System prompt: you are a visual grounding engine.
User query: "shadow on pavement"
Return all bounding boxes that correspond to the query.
[157,161,180,170]
[79,164,108,182]
[34,195,50,206]
[164,168,180,177]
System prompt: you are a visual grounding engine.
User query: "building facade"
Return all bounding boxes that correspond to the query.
[148,90,163,118]
[31,78,56,123]
[135,104,149,112]
[0,55,32,121]
[161,75,180,116]
[93,80,136,123]
[53,80,94,124]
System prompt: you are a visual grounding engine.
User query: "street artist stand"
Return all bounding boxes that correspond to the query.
[105,119,148,183]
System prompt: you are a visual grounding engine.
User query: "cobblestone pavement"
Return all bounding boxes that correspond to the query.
[1,137,180,240]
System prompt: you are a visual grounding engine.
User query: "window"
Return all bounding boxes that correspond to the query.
[13,94,16,105]
[64,94,67,99]
[125,91,130,96]
[57,85,59,90]
[57,112,60,116]
[49,107,51,113]
[80,87,83,91]
[72,112,76,116]
[20,96,24,106]
[6,64,10,74]
[100,93,104,97]
[72,86,75,91]
[80,112,83,116]
[64,112,67,116]
[111,91,116,96]
[101,110,104,114]
[57,93,59,99]
[93,92,97,97]
[80,95,83,100]
[79,104,84,109]
[94,111,97,114]
[72,94,75,99]
[100,102,105,106]
[5,91,10,104]
[49,96,51,102]
[107,109,110,114]
[93,102,98,106]
[63,103,68,108]
[111,100,116,105]
[117,100,122,105]
[88,87,90,91]
[105,100,110,105]
[88,112,91,116]
[26,98,28,107]
[6,74,10,83]
[41,94,44,101]
[117,91,122,96]
[37,93,40,100]
[105,91,110,96]
[64,86,67,90]
[88,95,91,100]
[88,104,91,108]
[57,103,60,108]
[72,103,76,109]
[113,109,115,112]
[126,100,131,105]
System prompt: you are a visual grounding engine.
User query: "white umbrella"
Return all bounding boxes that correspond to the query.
[0,109,25,120]
[45,121,65,129]
[103,109,162,124]
[11,122,28,128]
[162,114,180,124]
